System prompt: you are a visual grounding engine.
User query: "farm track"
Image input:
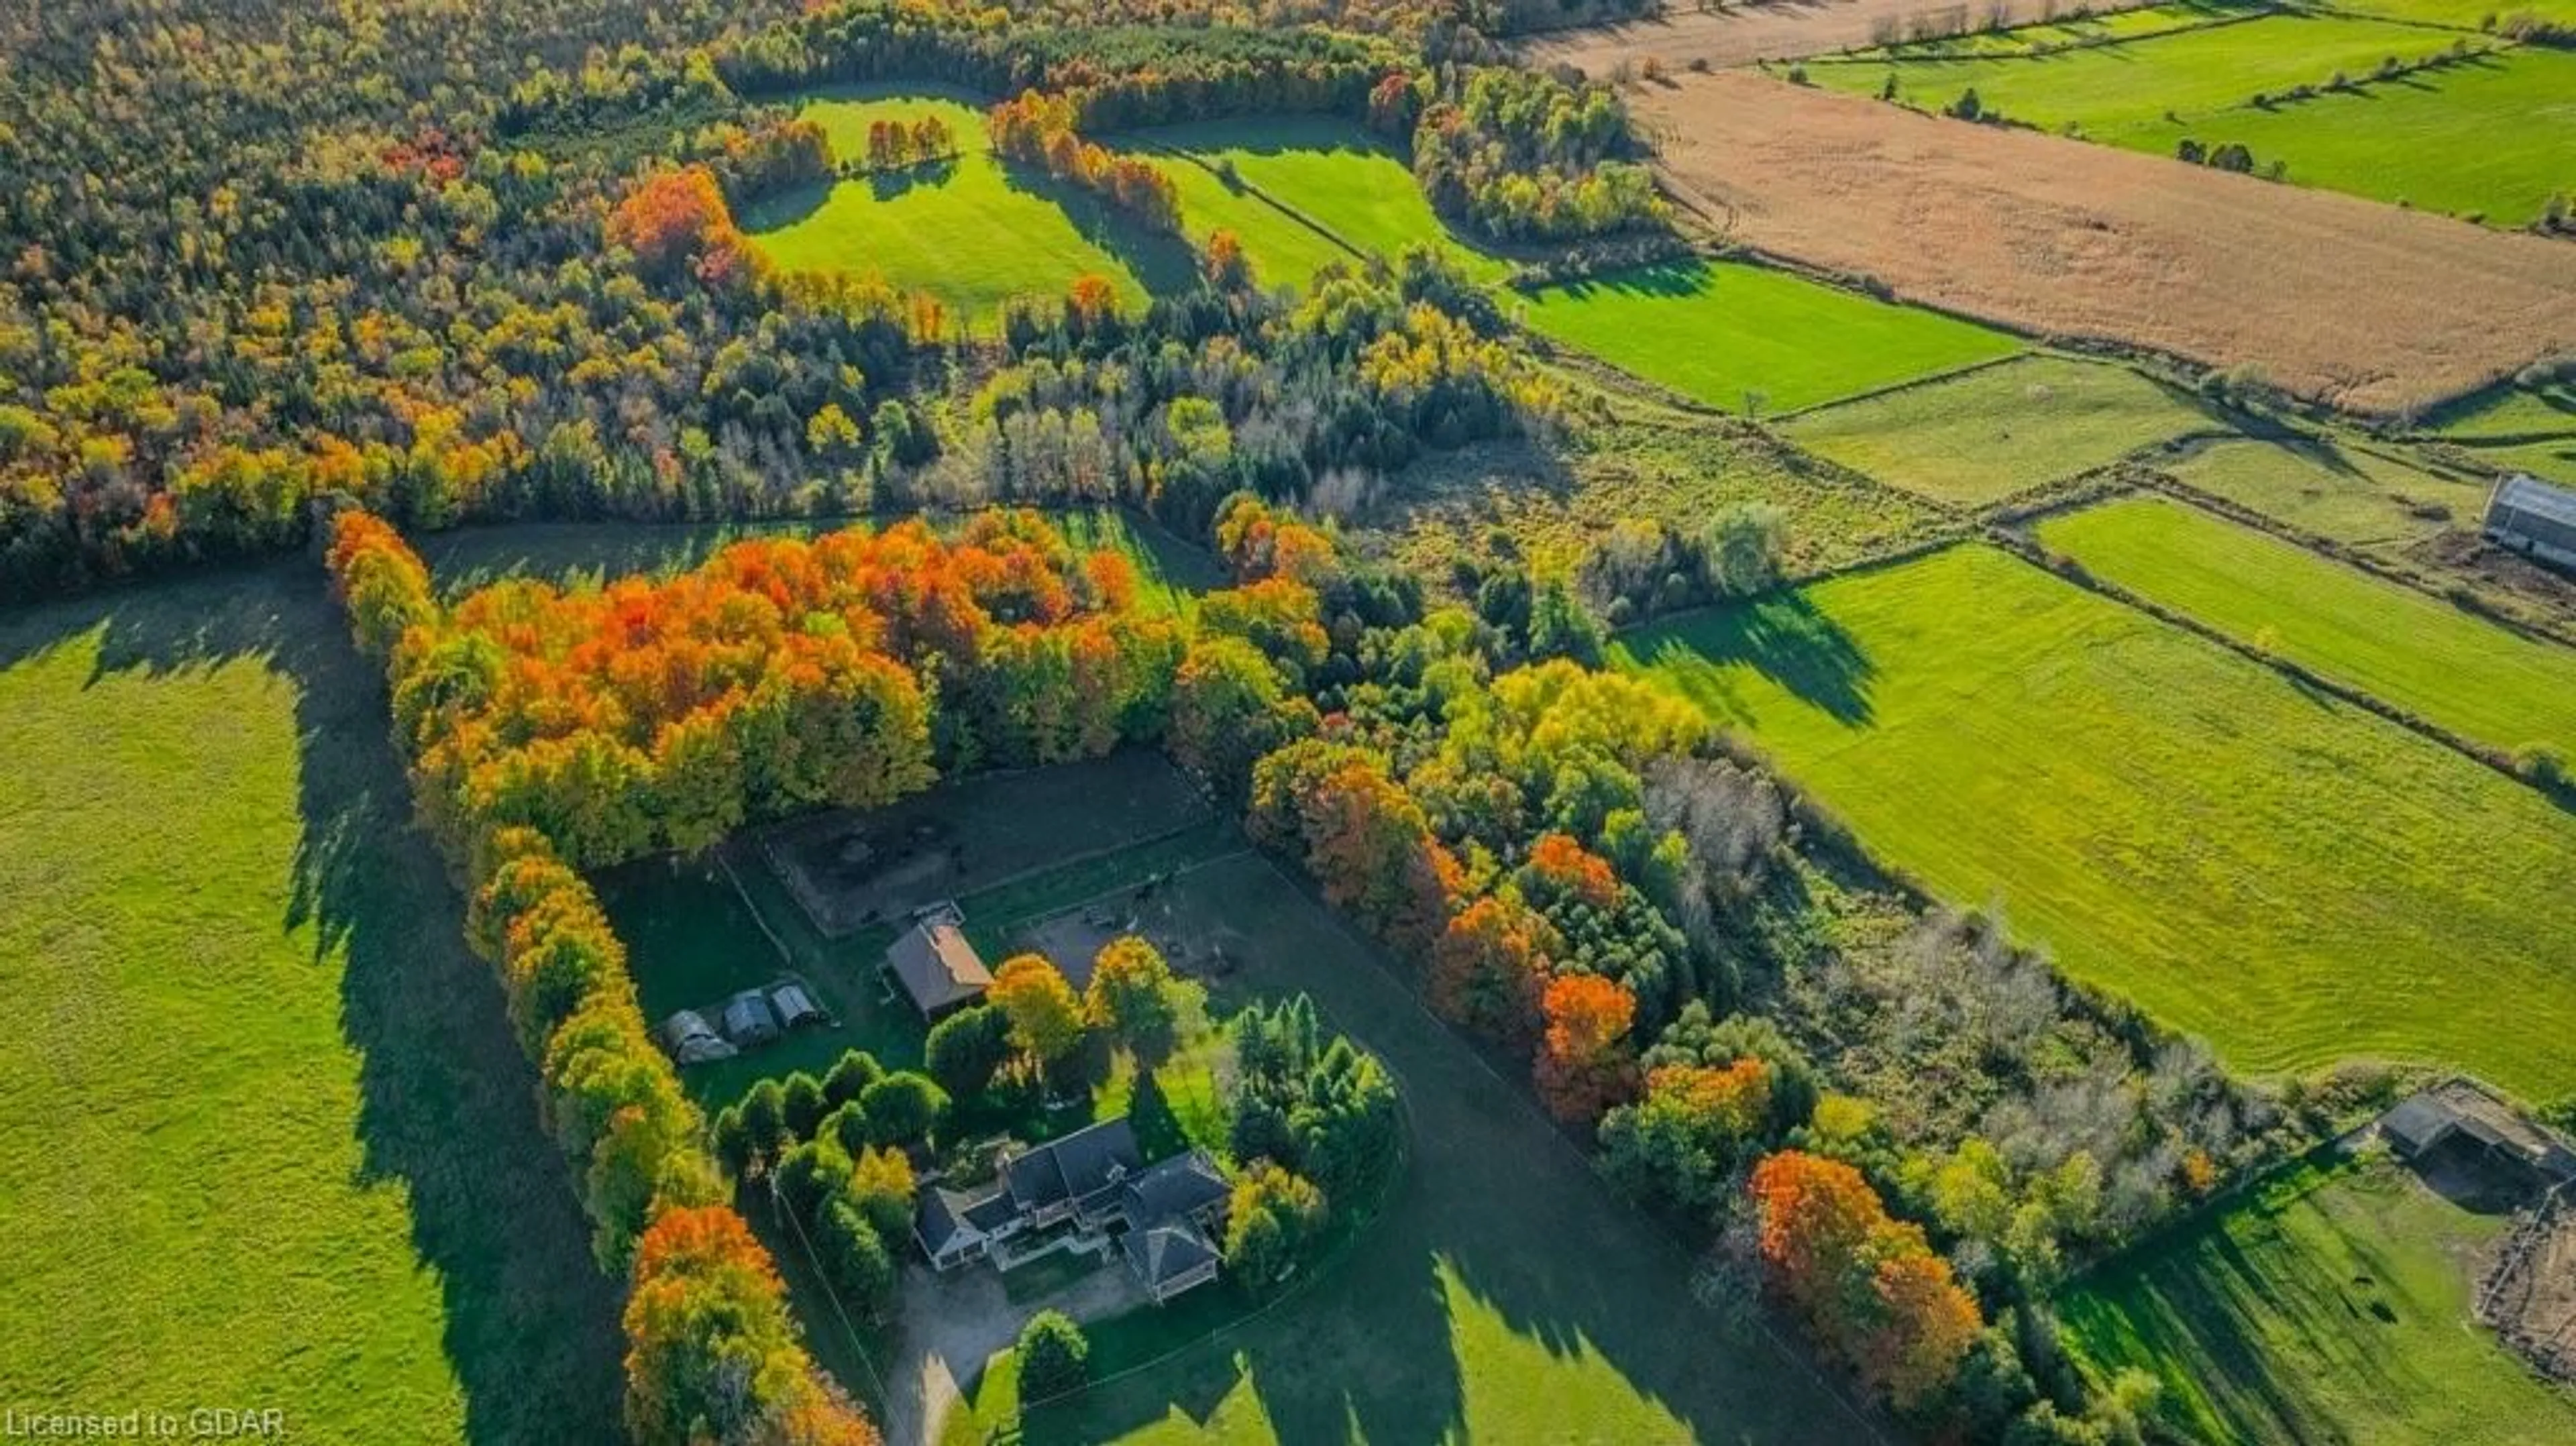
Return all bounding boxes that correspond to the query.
[1631,70,2576,415]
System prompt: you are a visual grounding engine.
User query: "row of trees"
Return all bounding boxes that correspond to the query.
[987,91,1183,234]
[376,511,1181,868]
[327,512,878,1444]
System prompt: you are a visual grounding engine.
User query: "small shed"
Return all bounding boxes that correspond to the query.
[656,1009,739,1066]
[885,904,991,1019]
[2483,474,2576,570]
[721,989,780,1046]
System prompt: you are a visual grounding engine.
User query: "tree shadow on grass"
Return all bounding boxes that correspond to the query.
[997,160,1203,300]
[0,564,625,1445]
[1623,590,1879,728]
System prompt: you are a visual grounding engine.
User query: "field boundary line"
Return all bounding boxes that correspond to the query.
[1143,144,1375,267]
[2139,464,2576,652]
[1794,3,2288,69]
[719,844,799,968]
[1983,520,2576,801]
[1764,346,2034,423]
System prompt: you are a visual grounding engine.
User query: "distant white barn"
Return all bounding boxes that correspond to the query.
[2483,474,2576,570]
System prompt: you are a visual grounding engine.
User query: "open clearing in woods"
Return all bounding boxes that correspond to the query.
[1510,258,2022,414]
[1612,543,2576,1099]
[2035,494,2576,756]
[743,89,1191,322]
[1135,116,1515,288]
[1519,0,2163,72]
[1631,70,2576,415]
[0,568,621,1445]
[1779,354,2218,506]
[2060,1154,2576,1446]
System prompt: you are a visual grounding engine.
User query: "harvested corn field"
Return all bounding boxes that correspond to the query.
[1633,71,2576,415]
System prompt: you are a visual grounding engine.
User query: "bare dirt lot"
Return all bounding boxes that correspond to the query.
[1633,71,2576,415]
[1521,0,2155,72]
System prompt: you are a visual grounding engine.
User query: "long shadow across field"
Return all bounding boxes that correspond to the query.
[1006,854,1871,1446]
[1622,590,1878,728]
[0,567,625,1445]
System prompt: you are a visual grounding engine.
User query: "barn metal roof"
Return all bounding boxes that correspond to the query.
[2491,473,2576,530]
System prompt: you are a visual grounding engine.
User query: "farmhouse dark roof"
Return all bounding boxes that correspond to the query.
[1005,1117,1143,1213]
[2381,1095,2459,1154]
[886,917,991,1015]
[1122,1151,1230,1224]
[1122,1220,1219,1288]
[914,1181,1017,1254]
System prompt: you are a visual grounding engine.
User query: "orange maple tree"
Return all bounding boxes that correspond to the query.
[1533,972,1638,1126]
[1747,1151,1982,1410]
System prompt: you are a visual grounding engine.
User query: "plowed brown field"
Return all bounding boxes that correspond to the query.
[1521,0,2155,72]
[1635,72,2576,414]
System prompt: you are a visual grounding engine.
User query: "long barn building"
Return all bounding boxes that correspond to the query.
[2484,473,2576,571]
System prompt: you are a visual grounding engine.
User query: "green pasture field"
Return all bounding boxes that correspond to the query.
[2037,494,2576,755]
[2114,47,2576,225]
[939,851,1861,1445]
[2160,435,2494,544]
[1509,259,2023,414]
[1367,419,1951,583]
[1817,13,2461,129]
[1829,0,2259,60]
[2434,384,2576,441]
[2060,1153,2576,1445]
[2323,0,2576,27]
[1134,116,1514,288]
[1612,543,2576,1098]
[1780,355,2220,506]
[420,507,1222,616]
[0,568,619,1442]
[743,89,1191,322]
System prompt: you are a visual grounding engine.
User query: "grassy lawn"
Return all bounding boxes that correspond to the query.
[1781,355,2220,506]
[1612,543,2576,1097]
[419,507,1220,614]
[2037,494,2576,755]
[939,852,1862,1445]
[1133,117,1514,289]
[1367,421,1951,583]
[0,567,620,1443]
[742,87,1193,323]
[2059,1153,2576,1445]
[1817,14,2573,225]
[2161,435,2495,544]
[1509,259,2023,415]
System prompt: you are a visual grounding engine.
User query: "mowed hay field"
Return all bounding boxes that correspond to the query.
[743,89,1189,319]
[1634,71,2576,414]
[1510,258,2022,413]
[2161,435,2495,545]
[1823,28,2576,227]
[2037,494,2576,755]
[1611,543,2576,1097]
[1519,0,2162,72]
[1780,355,2216,506]
[1136,117,1513,287]
[0,569,620,1442]
[2059,1155,2576,1446]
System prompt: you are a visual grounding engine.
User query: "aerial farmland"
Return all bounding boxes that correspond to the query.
[3,1,2574,1444]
